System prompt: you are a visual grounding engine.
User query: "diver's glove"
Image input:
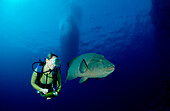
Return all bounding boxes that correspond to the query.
[40,88,48,94]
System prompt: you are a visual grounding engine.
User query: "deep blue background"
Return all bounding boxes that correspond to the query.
[0,0,169,111]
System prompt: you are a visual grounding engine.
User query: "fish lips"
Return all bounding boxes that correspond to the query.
[106,65,115,73]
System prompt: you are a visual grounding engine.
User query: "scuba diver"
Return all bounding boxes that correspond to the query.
[31,53,62,100]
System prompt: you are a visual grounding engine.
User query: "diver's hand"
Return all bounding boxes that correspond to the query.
[40,88,48,94]
[53,91,58,96]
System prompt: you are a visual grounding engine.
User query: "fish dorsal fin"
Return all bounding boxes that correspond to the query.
[79,59,88,73]
[79,77,89,83]
[67,57,77,67]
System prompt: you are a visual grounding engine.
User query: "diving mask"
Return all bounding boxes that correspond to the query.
[51,58,60,67]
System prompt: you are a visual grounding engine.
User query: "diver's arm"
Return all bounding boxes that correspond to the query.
[56,71,62,93]
[31,69,42,91]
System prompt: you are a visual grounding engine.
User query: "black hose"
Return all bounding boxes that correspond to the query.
[32,61,51,73]
[32,61,61,74]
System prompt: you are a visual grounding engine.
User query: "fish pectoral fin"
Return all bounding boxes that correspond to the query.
[79,77,89,83]
[79,59,88,73]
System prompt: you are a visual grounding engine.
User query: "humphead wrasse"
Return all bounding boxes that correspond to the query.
[66,53,115,83]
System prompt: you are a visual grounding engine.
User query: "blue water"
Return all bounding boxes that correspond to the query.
[0,0,169,111]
